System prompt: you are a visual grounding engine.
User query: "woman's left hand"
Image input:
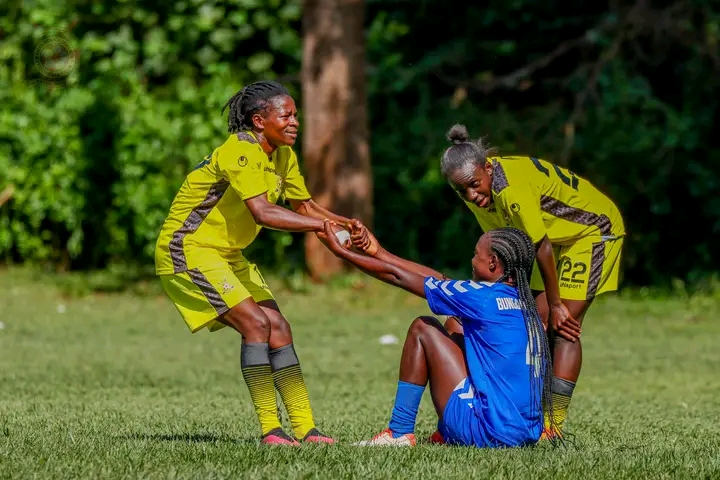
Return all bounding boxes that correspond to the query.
[320,220,351,252]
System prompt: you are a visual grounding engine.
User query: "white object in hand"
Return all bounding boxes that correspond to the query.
[335,229,351,244]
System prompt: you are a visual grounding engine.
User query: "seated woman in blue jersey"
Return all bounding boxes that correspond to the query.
[322,221,557,447]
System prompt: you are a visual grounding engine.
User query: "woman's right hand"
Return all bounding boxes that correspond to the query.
[549,303,581,342]
[348,219,379,256]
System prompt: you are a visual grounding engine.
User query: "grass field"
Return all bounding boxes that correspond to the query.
[1,267,720,479]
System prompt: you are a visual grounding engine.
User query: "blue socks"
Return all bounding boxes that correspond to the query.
[388,381,425,437]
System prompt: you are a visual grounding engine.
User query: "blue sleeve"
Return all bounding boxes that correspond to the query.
[424,277,493,321]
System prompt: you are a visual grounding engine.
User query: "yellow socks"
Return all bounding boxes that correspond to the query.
[241,342,281,436]
[270,344,316,440]
[545,376,576,433]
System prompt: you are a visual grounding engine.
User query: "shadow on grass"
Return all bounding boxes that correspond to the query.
[118,433,258,445]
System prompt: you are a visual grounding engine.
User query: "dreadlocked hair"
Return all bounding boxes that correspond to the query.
[488,227,562,446]
[221,80,290,133]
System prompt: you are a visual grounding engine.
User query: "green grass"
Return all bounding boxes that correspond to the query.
[1,267,720,479]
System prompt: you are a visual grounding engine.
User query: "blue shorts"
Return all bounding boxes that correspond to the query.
[438,378,490,447]
[439,378,544,448]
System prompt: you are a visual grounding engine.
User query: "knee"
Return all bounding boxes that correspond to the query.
[444,316,464,335]
[408,316,441,338]
[267,311,292,338]
[224,307,271,339]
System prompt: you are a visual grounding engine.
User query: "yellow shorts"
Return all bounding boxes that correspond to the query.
[159,259,274,333]
[530,236,624,301]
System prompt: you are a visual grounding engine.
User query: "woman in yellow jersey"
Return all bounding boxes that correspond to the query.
[155,80,371,445]
[438,124,624,438]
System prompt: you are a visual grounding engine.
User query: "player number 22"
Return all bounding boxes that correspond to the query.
[558,259,587,284]
[530,157,579,191]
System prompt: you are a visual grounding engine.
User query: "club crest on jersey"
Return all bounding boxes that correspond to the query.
[220,277,234,294]
[510,203,520,213]
[238,156,248,167]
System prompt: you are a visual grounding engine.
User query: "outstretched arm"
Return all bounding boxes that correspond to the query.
[290,199,374,250]
[245,194,325,232]
[347,222,445,279]
[375,247,446,281]
[290,198,350,225]
[321,221,428,298]
[225,153,325,233]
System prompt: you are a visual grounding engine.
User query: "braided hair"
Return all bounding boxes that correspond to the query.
[488,227,560,444]
[221,80,290,133]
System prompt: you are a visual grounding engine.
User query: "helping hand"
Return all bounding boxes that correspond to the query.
[316,220,349,245]
[348,219,379,256]
[321,220,351,251]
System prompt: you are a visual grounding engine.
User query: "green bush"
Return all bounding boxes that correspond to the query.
[0,0,302,270]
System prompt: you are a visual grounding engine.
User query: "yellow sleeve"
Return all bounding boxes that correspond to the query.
[464,201,502,233]
[497,186,547,244]
[282,149,311,201]
[217,146,268,201]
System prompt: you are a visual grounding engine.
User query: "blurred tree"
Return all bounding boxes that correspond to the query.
[301,0,372,280]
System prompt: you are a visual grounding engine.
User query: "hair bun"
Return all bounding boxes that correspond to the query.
[447,124,469,144]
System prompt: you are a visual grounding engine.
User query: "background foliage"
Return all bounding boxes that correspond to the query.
[1,0,719,286]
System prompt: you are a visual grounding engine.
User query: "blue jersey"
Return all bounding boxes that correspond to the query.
[424,277,543,447]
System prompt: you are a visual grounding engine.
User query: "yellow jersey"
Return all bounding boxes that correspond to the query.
[465,156,625,245]
[155,131,311,275]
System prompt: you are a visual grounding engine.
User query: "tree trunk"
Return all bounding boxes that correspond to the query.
[301,0,372,281]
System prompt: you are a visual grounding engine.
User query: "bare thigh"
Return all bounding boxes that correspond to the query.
[402,316,468,417]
